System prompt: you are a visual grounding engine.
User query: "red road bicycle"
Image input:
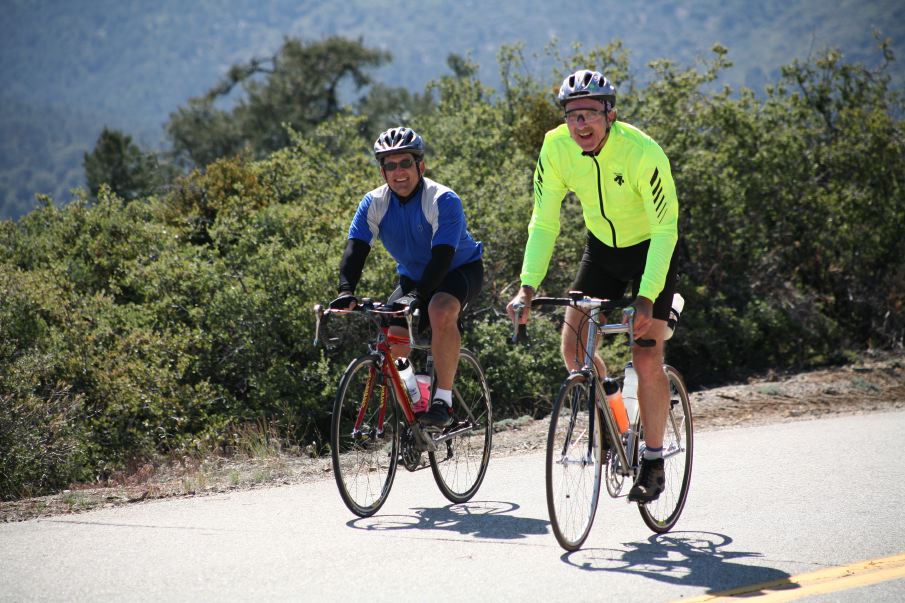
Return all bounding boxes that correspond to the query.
[314,299,492,517]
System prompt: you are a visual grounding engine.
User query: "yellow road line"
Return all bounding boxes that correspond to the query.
[676,552,905,602]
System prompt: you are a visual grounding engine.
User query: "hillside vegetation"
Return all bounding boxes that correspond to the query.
[1,40,903,501]
[2,0,904,219]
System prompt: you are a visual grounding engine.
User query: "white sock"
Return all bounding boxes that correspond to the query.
[643,446,663,460]
[434,388,452,406]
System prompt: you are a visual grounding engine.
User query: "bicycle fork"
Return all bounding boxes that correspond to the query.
[350,366,391,445]
[554,383,596,468]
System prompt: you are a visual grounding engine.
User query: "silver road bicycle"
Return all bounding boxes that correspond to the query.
[514,293,693,551]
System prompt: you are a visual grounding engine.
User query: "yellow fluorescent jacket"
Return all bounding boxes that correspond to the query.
[521,121,679,301]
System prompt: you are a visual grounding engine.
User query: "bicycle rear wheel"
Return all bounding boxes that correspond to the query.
[429,349,492,503]
[331,355,400,517]
[638,365,693,532]
[546,373,604,551]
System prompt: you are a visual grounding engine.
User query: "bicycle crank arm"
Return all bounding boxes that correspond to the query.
[410,423,438,453]
[429,421,477,445]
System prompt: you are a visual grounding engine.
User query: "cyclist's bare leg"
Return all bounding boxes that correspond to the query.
[428,292,461,390]
[562,306,607,376]
[634,318,668,449]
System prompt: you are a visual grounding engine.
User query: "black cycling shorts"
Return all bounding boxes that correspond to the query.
[388,259,484,328]
[571,231,678,321]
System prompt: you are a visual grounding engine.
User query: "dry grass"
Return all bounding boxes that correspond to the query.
[2,351,903,523]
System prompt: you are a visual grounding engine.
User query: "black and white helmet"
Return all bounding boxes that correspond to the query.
[557,69,616,109]
[373,127,425,161]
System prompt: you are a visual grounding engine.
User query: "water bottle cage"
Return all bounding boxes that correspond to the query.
[665,293,684,334]
[666,310,679,330]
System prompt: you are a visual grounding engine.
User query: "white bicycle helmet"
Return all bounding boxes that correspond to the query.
[373,127,425,160]
[557,69,616,109]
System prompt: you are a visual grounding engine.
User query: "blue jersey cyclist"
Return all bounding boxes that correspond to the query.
[330,126,484,429]
[506,70,681,503]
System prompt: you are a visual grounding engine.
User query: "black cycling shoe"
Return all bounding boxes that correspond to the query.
[419,400,453,428]
[628,457,665,503]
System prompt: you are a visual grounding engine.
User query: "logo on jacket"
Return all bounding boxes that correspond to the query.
[613,173,624,186]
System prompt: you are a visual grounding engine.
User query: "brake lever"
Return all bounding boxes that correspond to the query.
[313,304,324,346]
[510,303,528,345]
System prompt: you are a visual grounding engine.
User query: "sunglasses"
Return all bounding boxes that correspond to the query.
[382,158,417,171]
[564,109,607,124]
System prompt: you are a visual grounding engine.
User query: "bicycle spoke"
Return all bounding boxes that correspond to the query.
[429,349,492,503]
[331,356,399,517]
[638,366,693,533]
[546,378,603,551]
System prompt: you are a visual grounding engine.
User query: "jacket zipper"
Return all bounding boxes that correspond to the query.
[590,155,618,247]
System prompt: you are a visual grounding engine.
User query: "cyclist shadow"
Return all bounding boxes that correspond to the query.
[563,531,794,595]
[346,500,548,540]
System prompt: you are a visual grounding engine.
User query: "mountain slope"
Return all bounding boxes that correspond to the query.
[2,0,902,219]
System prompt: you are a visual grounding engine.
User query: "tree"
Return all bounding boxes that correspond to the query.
[4,38,903,500]
[355,83,435,142]
[165,36,392,168]
[83,127,158,200]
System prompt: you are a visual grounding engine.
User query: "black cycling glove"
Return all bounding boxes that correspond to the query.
[408,292,427,318]
[329,292,358,310]
[391,292,428,321]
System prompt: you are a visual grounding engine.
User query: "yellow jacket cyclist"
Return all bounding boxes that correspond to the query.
[521,120,678,303]
[509,68,681,505]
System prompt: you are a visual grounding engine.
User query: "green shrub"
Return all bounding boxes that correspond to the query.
[1,41,902,498]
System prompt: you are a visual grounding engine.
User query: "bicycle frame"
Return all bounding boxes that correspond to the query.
[570,298,638,480]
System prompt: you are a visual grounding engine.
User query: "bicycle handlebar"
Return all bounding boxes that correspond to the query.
[533,296,628,313]
[510,295,637,347]
[313,299,422,347]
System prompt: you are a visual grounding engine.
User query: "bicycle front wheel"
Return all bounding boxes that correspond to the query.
[429,349,492,503]
[546,373,604,551]
[639,365,693,533]
[331,355,400,517]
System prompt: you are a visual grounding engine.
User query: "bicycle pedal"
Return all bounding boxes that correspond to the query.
[424,427,455,442]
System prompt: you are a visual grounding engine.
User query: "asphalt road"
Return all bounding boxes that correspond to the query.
[2,411,904,602]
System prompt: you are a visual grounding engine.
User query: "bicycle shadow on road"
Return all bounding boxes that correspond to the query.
[561,531,794,595]
[346,500,549,541]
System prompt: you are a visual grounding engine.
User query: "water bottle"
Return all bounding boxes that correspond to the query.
[664,293,685,340]
[396,359,421,406]
[622,362,639,425]
[603,377,629,434]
